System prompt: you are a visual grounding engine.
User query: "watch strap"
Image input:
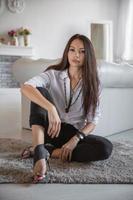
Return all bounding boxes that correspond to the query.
[76,131,85,141]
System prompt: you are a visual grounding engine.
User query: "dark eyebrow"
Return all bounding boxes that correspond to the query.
[69,45,85,49]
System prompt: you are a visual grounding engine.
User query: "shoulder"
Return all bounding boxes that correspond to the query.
[44,69,68,80]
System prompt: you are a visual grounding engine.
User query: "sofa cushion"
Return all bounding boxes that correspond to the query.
[99,61,133,88]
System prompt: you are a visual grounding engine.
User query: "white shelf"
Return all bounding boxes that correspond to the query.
[0,44,35,57]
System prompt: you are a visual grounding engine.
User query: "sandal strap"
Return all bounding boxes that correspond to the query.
[34,144,50,166]
[44,143,56,155]
[21,146,33,159]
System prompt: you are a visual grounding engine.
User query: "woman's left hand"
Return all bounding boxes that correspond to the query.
[60,136,79,162]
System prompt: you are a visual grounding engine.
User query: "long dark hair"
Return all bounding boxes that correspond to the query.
[46,34,100,118]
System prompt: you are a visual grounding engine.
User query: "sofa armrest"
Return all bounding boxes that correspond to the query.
[99,61,133,88]
[12,57,61,84]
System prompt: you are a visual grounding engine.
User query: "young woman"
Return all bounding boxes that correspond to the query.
[21,34,113,183]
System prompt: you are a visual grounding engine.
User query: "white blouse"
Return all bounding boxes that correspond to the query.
[24,69,101,130]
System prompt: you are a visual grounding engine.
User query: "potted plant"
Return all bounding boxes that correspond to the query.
[8,30,18,46]
[17,27,31,46]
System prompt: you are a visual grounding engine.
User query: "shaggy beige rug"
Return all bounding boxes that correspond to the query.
[0,138,133,184]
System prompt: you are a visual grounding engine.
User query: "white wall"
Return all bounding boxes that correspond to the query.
[0,0,119,59]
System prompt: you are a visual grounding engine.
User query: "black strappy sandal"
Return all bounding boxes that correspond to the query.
[33,144,50,184]
[21,143,55,160]
[21,146,34,159]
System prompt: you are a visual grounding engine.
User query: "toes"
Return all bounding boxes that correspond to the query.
[33,159,47,183]
[33,174,46,183]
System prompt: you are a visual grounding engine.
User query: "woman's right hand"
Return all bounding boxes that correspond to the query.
[47,105,61,138]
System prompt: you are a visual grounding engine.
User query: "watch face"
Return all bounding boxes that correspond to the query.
[79,134,84,140]
[76,132,85,140]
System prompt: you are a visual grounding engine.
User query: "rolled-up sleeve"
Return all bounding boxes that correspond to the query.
[86,104,101,125]
[86,84,102,125]
[24,71,51,88]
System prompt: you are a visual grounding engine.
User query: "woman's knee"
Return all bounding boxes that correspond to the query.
[85,135,113,160]
[100,139,113,160]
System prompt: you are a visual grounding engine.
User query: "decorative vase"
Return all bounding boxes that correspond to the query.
[18,35,24,47]
[24,35,31,46]
[10,36,18,46]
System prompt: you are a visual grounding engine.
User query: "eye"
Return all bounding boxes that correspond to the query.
[69,48,75,52]
[80,49,85,53]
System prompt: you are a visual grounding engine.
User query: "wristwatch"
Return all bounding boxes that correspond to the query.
[76,131,85,141]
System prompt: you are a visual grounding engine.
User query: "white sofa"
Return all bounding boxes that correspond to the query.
[12,58,133,137]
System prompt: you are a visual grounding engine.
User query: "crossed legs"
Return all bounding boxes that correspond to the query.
[27,87,113,182]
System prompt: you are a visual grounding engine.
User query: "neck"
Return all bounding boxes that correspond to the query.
[68,66,82,80]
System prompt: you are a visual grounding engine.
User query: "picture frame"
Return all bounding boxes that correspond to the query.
[7,0,25,13]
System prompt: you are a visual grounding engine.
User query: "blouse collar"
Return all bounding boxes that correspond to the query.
[58,69,69,80]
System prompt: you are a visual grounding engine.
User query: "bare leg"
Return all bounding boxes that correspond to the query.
[32,125,46,176]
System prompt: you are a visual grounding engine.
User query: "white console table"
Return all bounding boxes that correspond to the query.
[0,44,35,57]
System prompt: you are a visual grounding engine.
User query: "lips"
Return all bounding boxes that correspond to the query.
[72,59,80,63]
